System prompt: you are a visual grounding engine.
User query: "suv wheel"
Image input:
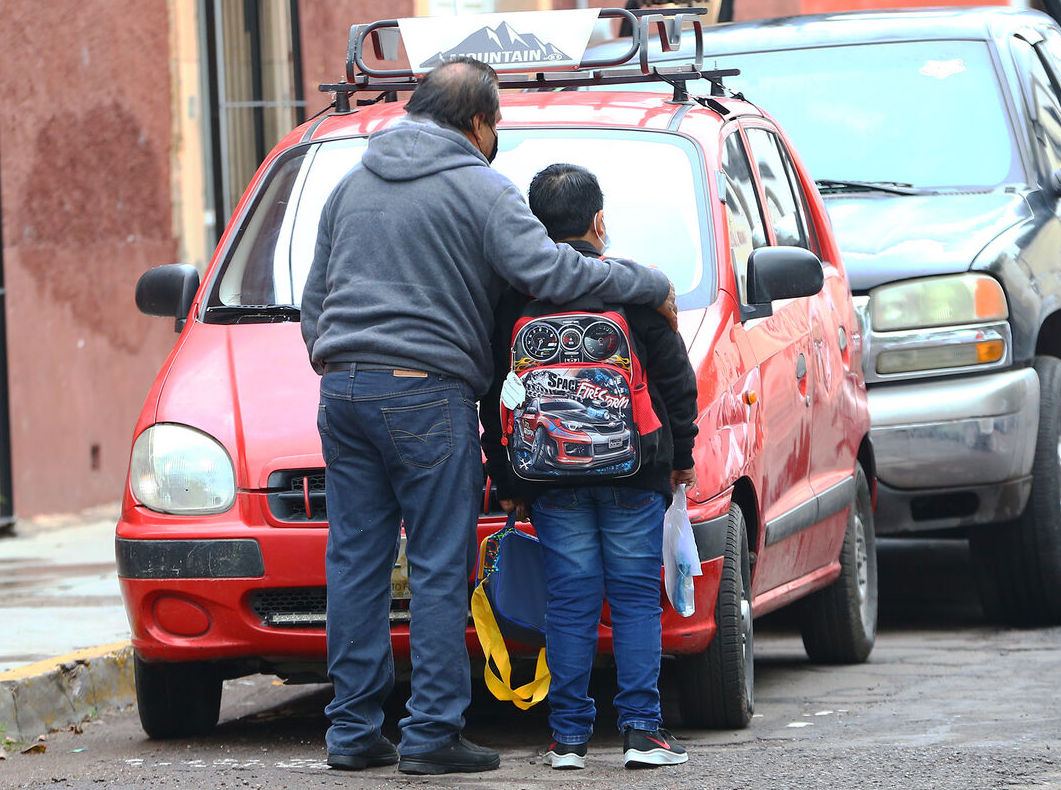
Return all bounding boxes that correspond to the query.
[799,463,878,663]
[970,355,1061,625]
[677,502,753,729]
[135,656,223,739]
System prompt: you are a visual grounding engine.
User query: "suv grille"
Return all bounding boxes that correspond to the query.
[266,467,506,523]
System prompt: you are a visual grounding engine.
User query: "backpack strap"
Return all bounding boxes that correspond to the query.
[470,583,550,709]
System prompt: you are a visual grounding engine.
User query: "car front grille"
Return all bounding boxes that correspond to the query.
[266,466,506,523]
[248,586,412,628]
[248,586,479,629]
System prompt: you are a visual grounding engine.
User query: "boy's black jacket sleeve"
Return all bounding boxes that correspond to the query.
[628,305,699,470]
[480,288,529,501]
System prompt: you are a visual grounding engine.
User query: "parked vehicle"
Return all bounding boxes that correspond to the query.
[587,6,1061,624]
[119,7,874,739]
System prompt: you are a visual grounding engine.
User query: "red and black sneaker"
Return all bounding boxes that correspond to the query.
[622,727,688,768]
[544,739,588,769]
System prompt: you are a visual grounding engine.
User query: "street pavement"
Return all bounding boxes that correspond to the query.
[0,504,133,740]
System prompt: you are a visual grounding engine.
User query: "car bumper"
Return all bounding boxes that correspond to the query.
[116,509,721,667]
[869,367,1039,533]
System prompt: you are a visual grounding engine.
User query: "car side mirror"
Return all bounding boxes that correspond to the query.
[135,263,200,332]
[741,246,825,321]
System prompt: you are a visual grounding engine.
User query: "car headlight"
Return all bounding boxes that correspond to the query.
[870,273,1007,332]
[130,424,236,514]
[560,420,585,430]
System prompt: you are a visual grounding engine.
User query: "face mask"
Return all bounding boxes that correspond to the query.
[486,127,499,164]
[597,217,611,253]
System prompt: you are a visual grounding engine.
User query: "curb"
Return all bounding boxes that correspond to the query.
[0,642,134,742]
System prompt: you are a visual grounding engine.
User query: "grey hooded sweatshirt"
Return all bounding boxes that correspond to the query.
[301,117,670,396]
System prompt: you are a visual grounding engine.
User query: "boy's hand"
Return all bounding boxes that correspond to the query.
[500,498,528,522]
[671,467,696,493]
[657,282,678,332]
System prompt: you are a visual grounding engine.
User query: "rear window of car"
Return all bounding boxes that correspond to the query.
[593,39,1020,189]
[207,127,714,316]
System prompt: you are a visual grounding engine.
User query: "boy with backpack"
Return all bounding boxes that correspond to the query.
[480,163,699,769]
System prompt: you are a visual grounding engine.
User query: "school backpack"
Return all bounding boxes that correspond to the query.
[500,303,661,481]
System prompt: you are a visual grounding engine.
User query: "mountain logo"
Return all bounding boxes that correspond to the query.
[420,21,570,69]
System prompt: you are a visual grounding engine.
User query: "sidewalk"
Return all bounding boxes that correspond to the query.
[0,505,135,741]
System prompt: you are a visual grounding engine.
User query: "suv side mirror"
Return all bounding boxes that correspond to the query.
[742,246,825,321]
[135,263,200,332]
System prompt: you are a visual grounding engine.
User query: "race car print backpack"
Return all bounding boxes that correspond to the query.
[500,303,661,482]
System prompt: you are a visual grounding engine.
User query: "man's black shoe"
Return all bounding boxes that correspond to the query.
[397,735,500,775]
[327,735,399,770]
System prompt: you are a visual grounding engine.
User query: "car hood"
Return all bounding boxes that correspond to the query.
[826,191,1031,292]
[153,321,322,490]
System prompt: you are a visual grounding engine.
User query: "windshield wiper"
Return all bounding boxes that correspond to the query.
[815,179,924,196]
[205,305,301,324]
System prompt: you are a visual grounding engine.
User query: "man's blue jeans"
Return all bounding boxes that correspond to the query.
[317,366,481,757]
[530,486,666,743]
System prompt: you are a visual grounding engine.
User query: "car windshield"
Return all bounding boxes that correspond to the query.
[207,127,712,315]
[542,401,584,412]
[592,39,1019,189]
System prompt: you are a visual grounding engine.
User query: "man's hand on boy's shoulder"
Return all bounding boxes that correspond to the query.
[656,282,678,332]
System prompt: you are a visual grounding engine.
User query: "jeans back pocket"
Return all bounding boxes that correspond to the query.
[381,398,454,469]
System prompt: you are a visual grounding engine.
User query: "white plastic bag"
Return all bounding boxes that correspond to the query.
[662,484,702,617]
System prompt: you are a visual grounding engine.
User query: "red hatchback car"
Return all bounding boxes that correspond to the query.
[120,7,875,739]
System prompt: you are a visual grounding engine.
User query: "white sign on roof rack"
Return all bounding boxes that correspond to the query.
[397,10,601,74]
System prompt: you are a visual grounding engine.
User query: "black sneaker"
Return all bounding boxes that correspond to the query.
[397,734,500,775]
[622,727,688,768]
[544,739,588,770]
[327,734,399,770]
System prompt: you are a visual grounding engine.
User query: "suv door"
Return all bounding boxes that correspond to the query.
[720,125,815,595]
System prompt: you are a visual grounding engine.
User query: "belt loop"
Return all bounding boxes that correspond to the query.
[348,362,357,379]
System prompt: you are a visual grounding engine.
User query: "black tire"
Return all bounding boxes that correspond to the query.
[677,502,753,729]
[532,427,552,466]
[134,656,222,739]
[799,463,878,663]
[970,356,1061,625]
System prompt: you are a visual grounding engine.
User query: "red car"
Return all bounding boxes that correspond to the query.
[516,397,633,469]
[120,7,875,739]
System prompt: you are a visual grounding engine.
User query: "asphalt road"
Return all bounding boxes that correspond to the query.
[3,538,1061,790]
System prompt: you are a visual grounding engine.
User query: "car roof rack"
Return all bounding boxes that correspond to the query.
[319,7,739,112]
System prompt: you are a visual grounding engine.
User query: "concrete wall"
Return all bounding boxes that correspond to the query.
[0,2,178,517]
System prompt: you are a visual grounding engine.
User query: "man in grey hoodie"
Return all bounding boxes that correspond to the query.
[301,57,674,776]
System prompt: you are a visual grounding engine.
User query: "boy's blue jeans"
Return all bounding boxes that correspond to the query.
[317,367,481,757]
[530,486,666,743]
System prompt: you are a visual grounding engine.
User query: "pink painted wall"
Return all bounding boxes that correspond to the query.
[0,1,178,516]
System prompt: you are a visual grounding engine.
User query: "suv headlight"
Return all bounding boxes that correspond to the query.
[130,424,236,514]
[871,273,1007,331]
[866,274,1009,378]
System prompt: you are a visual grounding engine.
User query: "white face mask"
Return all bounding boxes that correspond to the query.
[596,217,611,254]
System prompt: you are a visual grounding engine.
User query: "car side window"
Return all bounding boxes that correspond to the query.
[1013,36,1061,172]
[745,127,812,251]
[721,131,768,304]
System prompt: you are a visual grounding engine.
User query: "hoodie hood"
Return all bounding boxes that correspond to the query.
[362,118,488,182]
[825,191,1031,292]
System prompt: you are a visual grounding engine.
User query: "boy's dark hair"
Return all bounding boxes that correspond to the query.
[405,57,500,133]
[528,163,604,241]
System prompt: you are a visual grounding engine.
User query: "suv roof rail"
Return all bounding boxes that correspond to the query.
[318,7,738,111]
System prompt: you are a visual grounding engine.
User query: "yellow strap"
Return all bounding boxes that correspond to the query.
[470,583,549,710]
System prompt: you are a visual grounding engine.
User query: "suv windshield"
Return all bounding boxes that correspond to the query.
[207,127,712,316]
[595,39,1019,189]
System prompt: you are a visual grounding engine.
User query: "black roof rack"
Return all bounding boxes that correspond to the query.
[319,7,738,112]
